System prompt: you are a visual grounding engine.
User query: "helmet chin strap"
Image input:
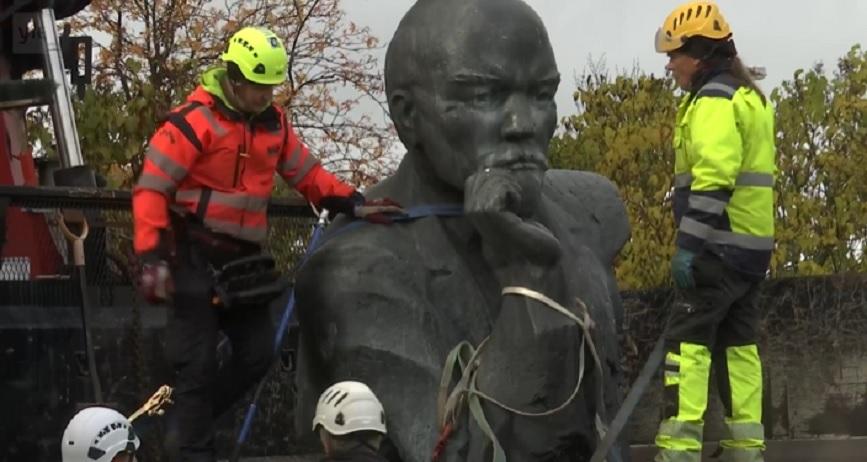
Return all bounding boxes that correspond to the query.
[331,437,380,457]
[357,438,380,452]
[221,76,257,115]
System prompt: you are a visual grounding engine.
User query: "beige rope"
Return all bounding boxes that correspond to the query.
[437,286,608,461]
[502,287,610,439]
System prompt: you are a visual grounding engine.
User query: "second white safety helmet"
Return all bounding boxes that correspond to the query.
[61,406,140,462]
[312,381,387,436]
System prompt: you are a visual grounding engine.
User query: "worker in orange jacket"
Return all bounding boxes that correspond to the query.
[132,26,400,462]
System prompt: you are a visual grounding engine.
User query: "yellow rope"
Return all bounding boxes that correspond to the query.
[128,385,174,422]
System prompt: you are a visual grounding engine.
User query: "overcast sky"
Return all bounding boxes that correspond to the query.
[343,0,867,118]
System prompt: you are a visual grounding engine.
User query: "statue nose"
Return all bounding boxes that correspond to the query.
[501,95,535,140]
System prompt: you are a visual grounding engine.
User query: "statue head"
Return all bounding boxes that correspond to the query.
[385,0,560,214]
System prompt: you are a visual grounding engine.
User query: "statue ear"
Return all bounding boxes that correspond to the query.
[389,89,416,145]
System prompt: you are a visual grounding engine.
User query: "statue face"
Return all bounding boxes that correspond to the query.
[402,1,560,213]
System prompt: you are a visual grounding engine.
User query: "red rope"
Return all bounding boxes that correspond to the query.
[431,422,454,461]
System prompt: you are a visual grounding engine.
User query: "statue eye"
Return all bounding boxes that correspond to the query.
[534,84,556,102]
[472,89,495,104]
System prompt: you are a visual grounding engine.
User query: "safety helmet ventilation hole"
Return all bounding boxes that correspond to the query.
[672,5,718,32]
[655,2,732,53]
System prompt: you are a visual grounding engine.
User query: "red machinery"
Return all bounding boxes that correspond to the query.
[0,0,92,279]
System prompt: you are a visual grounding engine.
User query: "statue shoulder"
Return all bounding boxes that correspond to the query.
[294,224,421,308]
[543,169,631,256]
[303,225,410,274]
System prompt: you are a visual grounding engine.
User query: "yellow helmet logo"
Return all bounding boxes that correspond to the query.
[655,1,732,53]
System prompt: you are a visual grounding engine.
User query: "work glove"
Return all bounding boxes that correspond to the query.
[137,252,174,304]
[320,192,405,224]
[354,197,405,224]
[670,248,696,289]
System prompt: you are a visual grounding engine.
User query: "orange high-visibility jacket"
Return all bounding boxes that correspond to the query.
[133,71,355,254]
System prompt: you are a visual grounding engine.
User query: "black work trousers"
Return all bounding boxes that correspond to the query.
[666,251,761,347]
[663,251,763,419]
[163,236,275,462]
[656,251,766,462]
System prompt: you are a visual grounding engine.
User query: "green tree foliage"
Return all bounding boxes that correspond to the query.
[772,45,867,276]
[26,82,157,188]
[552,45,867,289]
[550,71,678,289]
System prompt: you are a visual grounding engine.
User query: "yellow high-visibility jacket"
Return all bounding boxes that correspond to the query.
[673,72,776,277]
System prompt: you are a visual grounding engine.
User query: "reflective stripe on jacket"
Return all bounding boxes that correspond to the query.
[672,72,776,276]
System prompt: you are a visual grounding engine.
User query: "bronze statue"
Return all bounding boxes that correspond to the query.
[294,0,631,460]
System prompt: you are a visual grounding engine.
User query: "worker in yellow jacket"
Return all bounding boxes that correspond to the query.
[653,2,776,461]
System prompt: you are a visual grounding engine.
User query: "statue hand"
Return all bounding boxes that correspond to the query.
[464,168,561,269]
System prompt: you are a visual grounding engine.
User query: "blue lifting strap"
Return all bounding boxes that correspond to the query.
[316,203,465,247]
[393,203,465,221]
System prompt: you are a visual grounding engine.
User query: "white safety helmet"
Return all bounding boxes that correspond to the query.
[312,381,387,436]
[61,407,140,462]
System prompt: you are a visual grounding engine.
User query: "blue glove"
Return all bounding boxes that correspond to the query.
[671,248,696,289]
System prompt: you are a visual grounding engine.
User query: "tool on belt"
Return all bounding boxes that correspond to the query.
[168,205,289,310]
[208,254,289,310]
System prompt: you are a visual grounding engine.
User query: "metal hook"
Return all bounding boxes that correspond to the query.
[308,202,330,227]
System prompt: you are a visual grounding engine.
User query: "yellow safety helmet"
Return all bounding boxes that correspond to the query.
[221,27,288,85]
[655,1,732,53]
